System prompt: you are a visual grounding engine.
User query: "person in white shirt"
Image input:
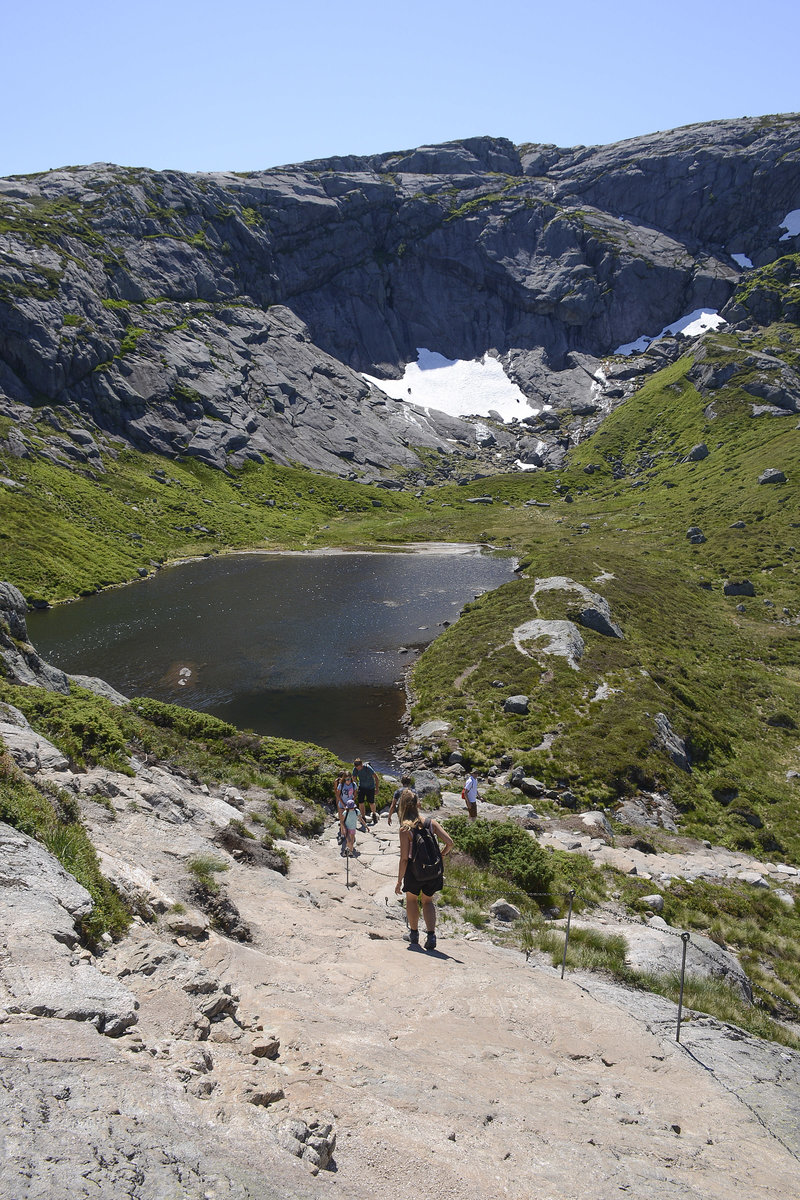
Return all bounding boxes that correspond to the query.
[463,769,479,820]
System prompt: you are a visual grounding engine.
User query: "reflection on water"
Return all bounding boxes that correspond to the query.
[29,551,516,770]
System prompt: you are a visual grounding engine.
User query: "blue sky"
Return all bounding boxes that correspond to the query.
[3,0,799,177]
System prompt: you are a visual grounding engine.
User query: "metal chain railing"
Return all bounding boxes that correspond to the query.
[597,898,800,1024]
[328,822,800,1033]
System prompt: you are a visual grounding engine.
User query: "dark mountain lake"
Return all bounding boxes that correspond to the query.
[28,548,517,771]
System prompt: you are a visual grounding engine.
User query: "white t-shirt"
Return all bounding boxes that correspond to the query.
[464,773,478,804]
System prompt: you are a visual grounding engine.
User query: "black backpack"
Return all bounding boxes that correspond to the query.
[411,819,443,882]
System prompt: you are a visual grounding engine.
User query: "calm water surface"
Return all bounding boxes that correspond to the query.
[29,551,516,770]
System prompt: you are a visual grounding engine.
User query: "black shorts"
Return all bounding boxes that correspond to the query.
[358,787,376,807]
[402,865,444,896]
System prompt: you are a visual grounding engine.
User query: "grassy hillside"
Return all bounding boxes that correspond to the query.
[408,324,798,856]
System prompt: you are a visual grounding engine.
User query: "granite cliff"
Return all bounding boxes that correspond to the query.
[1,115,798,477]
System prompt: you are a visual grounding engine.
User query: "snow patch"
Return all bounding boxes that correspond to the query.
[779,209,800,241]
[363,348,534,423]
[614,309,726,356]
[731,252,753,269]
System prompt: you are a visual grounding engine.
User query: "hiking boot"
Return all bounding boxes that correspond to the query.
[371,813,378,825]
[405,929,419,945]
[424,931,437,952]
[340,845,346,857]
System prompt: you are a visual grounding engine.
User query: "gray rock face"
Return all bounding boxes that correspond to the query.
[411,770,441,801]
[2,116,798,478]
[0,1019,318,1200]
[654,713,691,772]
[581,811,614,840]
[0,582,70,692]
[0,823,138,1035]
[623,917,752,1002]
[503,694,530,714]
[0,706,70,771]
[758,467,787,484]
[578,604,624,639]
[724,578,756,596]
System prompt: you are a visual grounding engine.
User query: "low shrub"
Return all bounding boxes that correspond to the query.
[7,685,132,773]
[444,816,553,898]
[130,698,237,741]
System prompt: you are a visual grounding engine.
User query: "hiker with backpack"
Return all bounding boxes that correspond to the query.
[353,757,380,828]
[394,789,453,951]
[338,772,359,857]
[387,773,415,826]
[334,772,349,844]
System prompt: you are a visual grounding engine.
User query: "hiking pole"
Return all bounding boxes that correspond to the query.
[676,931,690,1042]
[560,889,575,979]
[346,849,350,889]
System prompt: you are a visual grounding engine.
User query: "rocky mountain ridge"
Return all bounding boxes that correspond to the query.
[1,115,798,477]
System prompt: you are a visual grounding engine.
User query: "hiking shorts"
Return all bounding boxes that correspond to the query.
[402,864,443,897]
[358,787,376,808]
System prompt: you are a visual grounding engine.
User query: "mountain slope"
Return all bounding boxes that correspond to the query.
[1,116,798,477]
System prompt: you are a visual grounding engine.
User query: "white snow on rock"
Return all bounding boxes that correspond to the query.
[731,252,753,269]
[614,309,726,356]
[363,348,533,423]
[779,209,800,241]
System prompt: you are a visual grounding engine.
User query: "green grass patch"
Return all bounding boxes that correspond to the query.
[187,853,229,893]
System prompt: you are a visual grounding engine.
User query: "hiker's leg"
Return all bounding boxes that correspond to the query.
[420,893,436,933]
[404,892,420,931]
[468,801,477,821]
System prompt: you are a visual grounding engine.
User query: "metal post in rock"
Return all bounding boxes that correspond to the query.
[676,931,691,1042]
[561,889,576,979]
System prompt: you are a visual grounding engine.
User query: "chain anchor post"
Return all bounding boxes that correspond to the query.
[561,889,576,979]
[676,931,691,1042]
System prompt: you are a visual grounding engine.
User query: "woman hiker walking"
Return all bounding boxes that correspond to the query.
[338,772,359,857]
[394,789,453,951]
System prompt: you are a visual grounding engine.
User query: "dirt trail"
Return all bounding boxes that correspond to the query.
[194,813,799,1200]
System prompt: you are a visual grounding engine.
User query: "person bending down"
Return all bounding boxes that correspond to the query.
[394,789,453,951]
